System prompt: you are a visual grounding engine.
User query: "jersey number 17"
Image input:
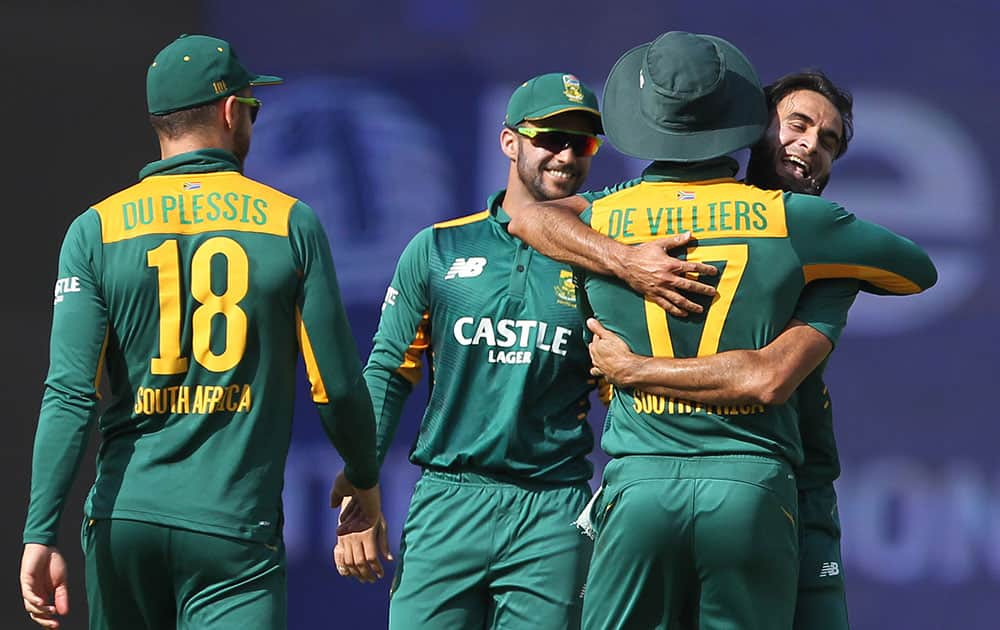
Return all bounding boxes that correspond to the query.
[644,244,748,358]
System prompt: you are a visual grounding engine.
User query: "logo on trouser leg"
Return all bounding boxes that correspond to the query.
[818,561,841,577]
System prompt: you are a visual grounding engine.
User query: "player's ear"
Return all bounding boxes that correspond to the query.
[500,126,519,161]
[222,95,239,131]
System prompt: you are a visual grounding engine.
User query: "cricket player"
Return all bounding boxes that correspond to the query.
[20,34,385,630]
[506,31,937,628]
[337,72,712,629]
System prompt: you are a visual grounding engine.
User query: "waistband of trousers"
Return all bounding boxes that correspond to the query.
[420,468,588,492]
[603,454,793,486]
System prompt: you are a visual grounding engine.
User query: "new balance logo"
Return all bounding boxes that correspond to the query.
[818,562,841,577]
[444,257,487,279]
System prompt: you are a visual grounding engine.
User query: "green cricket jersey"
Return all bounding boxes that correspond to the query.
[578,159,936,467]
[796,367,838,487]
[790,279,859,488]
[23,149,377,546]
[364,191,596,483]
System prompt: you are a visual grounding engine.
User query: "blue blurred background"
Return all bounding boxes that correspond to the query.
[5,1,997,628]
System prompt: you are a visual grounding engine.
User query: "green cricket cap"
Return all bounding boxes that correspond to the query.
[504,72,603,134]
[147,34,283,115]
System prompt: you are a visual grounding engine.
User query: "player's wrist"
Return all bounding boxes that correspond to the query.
[605,241,631,278]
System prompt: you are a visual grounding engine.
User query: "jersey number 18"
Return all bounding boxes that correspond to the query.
[146,237,249,374]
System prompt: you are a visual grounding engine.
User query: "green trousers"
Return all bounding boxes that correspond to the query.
[794,483,850,630]
[582,455,799,630]
[389,470,592,630]
[82,518,286,629]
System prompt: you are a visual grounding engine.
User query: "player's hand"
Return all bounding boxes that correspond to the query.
[587,318,639,387]
[330,473,392,583]
[616,232,717,317]
[20,543,69,629]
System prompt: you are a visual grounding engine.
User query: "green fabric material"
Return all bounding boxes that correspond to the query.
[583,455,798,629]
[23,154,376,546]
[364,190,596,483]
[138,148,241,180]
[792,280,858,348]
[600,31,766,162]
[794,358,843,490]
[505,72,602,133]
[641,157,740,182]
[389,472,590,630]
[795,484,850,630]
[83,519,286,629]
[147,34,282,115]
[578,177,936,469]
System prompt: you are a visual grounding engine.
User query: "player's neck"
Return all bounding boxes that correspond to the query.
[158,131,232,161]
[501,181,539,216]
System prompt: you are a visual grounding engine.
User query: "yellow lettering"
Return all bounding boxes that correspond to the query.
[154,388,168,414]
[143,388,156,415]
[237,385,252,412]
[192,386,206,413]
[176,386,190,413]
[225,385,240,411]
[205,386,224,412]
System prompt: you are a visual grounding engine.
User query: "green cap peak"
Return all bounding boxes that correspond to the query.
[147,34,283,116]
[504,72,602,133]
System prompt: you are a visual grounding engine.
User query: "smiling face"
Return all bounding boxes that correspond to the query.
[504,111,597,202]
[747,89,845,194]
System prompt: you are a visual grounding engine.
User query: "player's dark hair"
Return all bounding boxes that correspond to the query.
[149,101,220,140]
[764,70,853,158]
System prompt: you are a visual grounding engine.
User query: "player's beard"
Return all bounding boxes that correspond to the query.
[746,142,827,195]
[516,143,586,201]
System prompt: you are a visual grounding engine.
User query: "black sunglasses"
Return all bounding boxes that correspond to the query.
[508,125,602,157]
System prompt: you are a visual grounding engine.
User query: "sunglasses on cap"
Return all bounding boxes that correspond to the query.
[509,126,603,157]
[233,96,262,124]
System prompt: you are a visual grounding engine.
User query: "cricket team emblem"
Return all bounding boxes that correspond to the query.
[554,269,577,306]
[562,74,585,103]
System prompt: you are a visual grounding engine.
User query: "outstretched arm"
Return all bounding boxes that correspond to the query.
[506,196,719,317]
[588,318,832,406]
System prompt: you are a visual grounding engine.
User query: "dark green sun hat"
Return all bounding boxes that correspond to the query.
[147,34,283,115]
[601,31,766,162]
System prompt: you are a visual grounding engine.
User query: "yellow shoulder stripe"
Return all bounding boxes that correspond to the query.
[803,263,921,295]
[434,210,489,229]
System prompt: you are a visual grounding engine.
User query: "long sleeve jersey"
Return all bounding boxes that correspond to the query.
[577,158,937,468]
[23,149,377,546]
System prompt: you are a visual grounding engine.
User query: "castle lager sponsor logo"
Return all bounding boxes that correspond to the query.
[452,316,573,364]
[53,276,82,304]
